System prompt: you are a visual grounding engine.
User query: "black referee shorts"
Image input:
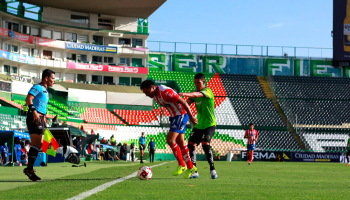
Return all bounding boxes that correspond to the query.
[26,112,46,135]
[188,126,216,146]
[139,144,145,151]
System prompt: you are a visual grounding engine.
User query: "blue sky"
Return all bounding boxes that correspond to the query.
[148,0,333,48]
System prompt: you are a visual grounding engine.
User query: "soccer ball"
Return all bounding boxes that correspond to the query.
[137,166,153,180]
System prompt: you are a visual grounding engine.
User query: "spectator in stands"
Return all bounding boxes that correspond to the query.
[105,149,114,161]
[73,137,82,156]
[97,145,104,160]
[120,143,128,160]
[148,138,155,163]
[101,137,106,144]
[0,140,8,165]
[52,115,59,127]
[60,121,65,125]
[25,140,30,153]
[91,129,95,135]
[20,142,28,165]
[130,143,135,162]
[14,137,23,166]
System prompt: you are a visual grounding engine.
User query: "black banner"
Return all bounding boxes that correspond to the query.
[291,152,341,162]
[333,0,350,66]
[241,151,291,162]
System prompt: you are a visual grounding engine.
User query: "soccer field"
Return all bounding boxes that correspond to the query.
[0,161,349,199]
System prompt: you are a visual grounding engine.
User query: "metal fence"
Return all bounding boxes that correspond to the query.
[148,41,333,58]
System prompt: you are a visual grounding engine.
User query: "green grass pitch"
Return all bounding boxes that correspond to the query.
[0,161,349,199]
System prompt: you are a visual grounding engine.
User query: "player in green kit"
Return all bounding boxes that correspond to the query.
[179,73,217,179]
[346,137,350,166]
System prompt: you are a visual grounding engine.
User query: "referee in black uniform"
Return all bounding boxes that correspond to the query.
[23,69,55,181]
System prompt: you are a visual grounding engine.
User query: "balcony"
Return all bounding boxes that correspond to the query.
[34,58,67,68]
[108,44,149,55]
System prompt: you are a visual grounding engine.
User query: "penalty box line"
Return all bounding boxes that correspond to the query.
[67,162,170,200]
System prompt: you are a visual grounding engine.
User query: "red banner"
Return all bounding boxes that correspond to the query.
[67,62,149,74]
[0,27,8,37]
[14,32,34,43]
[33,37,66,49]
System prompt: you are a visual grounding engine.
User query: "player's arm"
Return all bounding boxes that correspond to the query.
[25,93,41,123]
[177,97,198,125]
[244,130,248,139]
[179,92,204,98]
[186,98,194,106]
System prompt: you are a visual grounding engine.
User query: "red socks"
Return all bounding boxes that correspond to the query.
[181,146,193,169]
[171,143,185,167]
[249,152,253,163]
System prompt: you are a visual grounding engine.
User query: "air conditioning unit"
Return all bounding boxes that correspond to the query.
[109,32,123,37]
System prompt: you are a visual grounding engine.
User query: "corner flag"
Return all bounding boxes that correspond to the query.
[42,129,60,157]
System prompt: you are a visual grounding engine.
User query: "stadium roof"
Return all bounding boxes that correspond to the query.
[21,0,167,18]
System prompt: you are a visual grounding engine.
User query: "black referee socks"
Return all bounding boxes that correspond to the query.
[202,145,215,171]
[27,145,40,170]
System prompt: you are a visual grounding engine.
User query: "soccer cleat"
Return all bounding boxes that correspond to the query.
[210,170,218,179]
[173,165,187,176]
[346,164,349,166]
[23,168,41,181]
[248,162,251,165]
[190,171,199,179]
[184,165,197,179]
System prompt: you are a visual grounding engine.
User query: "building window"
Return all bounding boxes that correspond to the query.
[77,54,87,62]
[3,65,10,75]
[133,39,143,47]
[21,47,29,56]
[12,67,18,75]
[66,32,77,42]
[132,58,143,67]
[71,15,89,24]
[131,77,142,86]
[92,56,102,63]
[119,58,130,66]
[78,34,88,43]
[11,45,18,53]
[53,31,62,40]
[22,25,31,35]
[42,29,52,38]
[92,75,102,84]
[4,43,10,52]
[43,50,52,59]
[104,76,113,85]
[54,52,62,59]
[31,27,40,36]
[66,53,76,61]
[119,77,130,86]
[65,73,75,82]
[98,19,112,26]
[5,22,19,32]
[104,57,113,64]
[119,38,131,45]
[77,74,87,82]
[31,48,39,57]
[92,35,103,45]
[55,72,60,80]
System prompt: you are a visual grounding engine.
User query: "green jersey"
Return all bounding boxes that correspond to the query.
[348,138,350,150]
[191,87,216,129]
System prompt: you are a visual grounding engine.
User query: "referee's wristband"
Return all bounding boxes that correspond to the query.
[28,104,36,112]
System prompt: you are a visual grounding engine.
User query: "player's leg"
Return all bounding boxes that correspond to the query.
[167,130,186,175]
[176,134,193,170]
[347,153,350,166]
[24,133,43,181]
[201,126,217,179]
[188,128,202,179]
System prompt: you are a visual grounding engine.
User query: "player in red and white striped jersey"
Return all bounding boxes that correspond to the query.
[141,80,198,179]
[244,123,259,165]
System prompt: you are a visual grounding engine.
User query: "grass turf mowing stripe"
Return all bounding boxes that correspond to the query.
[66,162,169,200]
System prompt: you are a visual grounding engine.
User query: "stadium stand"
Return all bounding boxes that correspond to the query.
[79,108,124,124]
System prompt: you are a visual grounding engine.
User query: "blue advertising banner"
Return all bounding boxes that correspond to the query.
[0,50,35,64]
[291,152,341,162]
[65,42,118,53]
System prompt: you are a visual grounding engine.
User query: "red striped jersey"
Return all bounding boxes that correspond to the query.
[244,129,258,145]
[153,85,186,117]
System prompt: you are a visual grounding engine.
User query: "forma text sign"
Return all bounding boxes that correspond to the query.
[67,62,148,74]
